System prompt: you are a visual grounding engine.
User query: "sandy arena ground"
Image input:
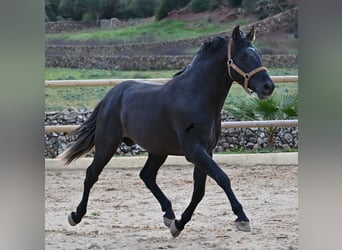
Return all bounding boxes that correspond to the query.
[45,159,298,250]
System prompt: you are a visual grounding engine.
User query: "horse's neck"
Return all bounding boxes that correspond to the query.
[169,63,232,114]
[192,64,232,106]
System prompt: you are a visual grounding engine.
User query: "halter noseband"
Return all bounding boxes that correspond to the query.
[227,38,268,94]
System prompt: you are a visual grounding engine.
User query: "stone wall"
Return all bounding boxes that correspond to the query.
[45,21,95,34]
[45,108,298,158]
[45,55,189,70]
[45,54,297,70]
[45,42,189,56]
[99,17,154,29]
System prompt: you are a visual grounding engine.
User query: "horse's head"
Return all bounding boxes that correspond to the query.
[228,26,274,99]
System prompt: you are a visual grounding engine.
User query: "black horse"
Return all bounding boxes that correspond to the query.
[60,26,274,236]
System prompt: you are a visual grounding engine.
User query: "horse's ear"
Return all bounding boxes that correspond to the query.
[232,26,243,41]
[246,26,256,42]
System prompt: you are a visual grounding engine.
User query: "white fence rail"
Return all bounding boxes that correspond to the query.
[45,75,298,88]
[45,120,298,133]
[45,76,298,133]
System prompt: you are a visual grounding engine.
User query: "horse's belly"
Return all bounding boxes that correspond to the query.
[129,127,183,155]
[119,85,184,155]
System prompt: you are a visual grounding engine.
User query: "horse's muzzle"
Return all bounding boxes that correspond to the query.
[257,80,275,99]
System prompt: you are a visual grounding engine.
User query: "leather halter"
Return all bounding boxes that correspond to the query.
[227,38,268,94]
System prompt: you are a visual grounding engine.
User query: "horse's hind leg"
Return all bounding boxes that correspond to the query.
[68,125,122,226]
[139,153,175,228]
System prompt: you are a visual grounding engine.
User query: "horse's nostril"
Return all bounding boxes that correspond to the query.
[264,83,270,90]
[264,82,274,92]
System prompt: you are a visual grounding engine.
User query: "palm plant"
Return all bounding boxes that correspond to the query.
[225,92,298,148]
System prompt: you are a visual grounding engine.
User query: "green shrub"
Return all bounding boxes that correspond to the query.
[118,0,157,19]
[82,12,93,21]
[155,0,173,20]
[227,93,298,121]
[226,93,298,148]
[227,0,242,7]
[155,0,191,20]
[209,0,224,10]
[242,0,256,13]
[191,0,210,13]
[45,3,58,21]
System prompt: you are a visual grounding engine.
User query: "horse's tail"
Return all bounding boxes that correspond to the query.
[58,101,102,165]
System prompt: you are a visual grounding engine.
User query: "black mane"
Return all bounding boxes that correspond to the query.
[197,36,226,58]
[173,36,227,78]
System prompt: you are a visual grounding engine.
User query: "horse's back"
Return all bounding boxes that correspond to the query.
[99,80,161,113]
[96,80,135,118]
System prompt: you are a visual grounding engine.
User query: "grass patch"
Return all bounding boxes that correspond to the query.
[45,68,178,80]
[45,87,111,111]
[90,211,101,217]
[46,19,250,44]
[45,68,180,111]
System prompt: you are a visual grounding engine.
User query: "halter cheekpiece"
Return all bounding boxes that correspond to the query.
[227,38,267,94]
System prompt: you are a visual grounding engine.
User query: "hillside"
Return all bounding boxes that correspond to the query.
[45,4,298,71]
[46,7,297,52]
[165,4,298,55]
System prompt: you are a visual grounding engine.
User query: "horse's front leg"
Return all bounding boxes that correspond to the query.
[170,166,207,237]
[171,143,250,237]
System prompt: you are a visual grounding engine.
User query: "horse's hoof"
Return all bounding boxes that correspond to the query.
[163,217,173,228]
[68,213,78,226]
[170,220,181,237]
[235,220,251,232]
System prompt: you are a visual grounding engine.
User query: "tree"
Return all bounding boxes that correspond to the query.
[191,0,210,13]
[242,0,256,13]
[72,0,116,24]
[86,0,109,25]
[73,0,88,20]
[45,0,61,21]
[101,0,121,19]
[118,0,158,19]
[59,0,79,20]
[58,0,120,23]
[226,0,242,7]
[155,0,191,20]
